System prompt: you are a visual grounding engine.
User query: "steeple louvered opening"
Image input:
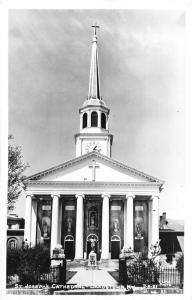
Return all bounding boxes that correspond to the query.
[91,111,98,127]
[101,113,106,129]
[83,113,88,128]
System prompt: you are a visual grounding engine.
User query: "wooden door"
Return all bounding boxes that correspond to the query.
[111,241,120,259]
[64,235,74,260]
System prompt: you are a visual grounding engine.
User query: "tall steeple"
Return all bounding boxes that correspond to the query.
[88,24,101,100]
[75,26,113,158]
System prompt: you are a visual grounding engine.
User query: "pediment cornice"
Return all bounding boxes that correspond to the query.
[25,152,164,185]
[25,180,162,189]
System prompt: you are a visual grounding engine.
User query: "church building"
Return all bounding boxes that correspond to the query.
[24,26,164,261]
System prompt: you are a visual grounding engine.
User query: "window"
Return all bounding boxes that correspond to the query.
[101,113,106,129]
[82,113,87,128]
[91,111,98,127]
[8,238,17,249]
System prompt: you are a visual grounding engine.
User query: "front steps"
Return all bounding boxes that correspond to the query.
[67,259,119,270]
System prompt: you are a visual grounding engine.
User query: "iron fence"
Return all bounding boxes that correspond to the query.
[127,265,181,287]
[7,265,65,286]
[119,259,183,288]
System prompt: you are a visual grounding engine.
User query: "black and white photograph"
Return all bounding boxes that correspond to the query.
[1,3,190,297]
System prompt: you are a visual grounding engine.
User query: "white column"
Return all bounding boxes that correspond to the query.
[151,195,159,244]
[106,115,109,130]
[80,112,82,130]
[31,199,37,247]
[75,194,84,259]
[98,111,101,127]
[50,194,60,254]
[88,111,91,127]
[24,194,33,246]
[148,200,152,248]
[58,199,62,245]
[126,193,135,249]
[101,194,110,259]
[124,199,127,247]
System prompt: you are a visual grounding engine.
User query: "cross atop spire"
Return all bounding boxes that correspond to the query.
[88,25,101,100]
[92,23,100,36]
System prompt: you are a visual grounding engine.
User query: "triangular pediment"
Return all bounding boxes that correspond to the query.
[26,152,163,185]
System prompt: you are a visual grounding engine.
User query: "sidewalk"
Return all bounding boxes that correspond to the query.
[67,269,118,287]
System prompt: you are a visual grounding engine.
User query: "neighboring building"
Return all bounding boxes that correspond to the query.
[24,27,164,260]
[7,214,25,249]
[159,212,184,257]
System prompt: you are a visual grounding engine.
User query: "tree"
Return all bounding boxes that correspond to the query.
[8,135,29,211]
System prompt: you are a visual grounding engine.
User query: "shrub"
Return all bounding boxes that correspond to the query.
[176,253,184,274]
[7,245,51,284]
[7,248,20,276]
[125,242,162,286]
[127,257,160,286]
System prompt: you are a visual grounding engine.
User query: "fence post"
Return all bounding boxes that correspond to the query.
[179,269,183,289]
[119,258,127,286]
[59,258,66,285]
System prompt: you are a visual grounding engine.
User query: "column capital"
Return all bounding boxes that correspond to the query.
[75,193,85,199]
[25,193,34,198]
[126,193,135,200]
[151,194,160,200]
[51,194,60,199]
[101,193,111,199]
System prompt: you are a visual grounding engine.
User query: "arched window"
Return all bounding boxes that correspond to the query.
[8,238,17,249]
[82,113,87,128]
[101,113,106,129]
[91,111,98,127]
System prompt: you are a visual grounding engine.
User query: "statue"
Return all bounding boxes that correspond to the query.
[113,218,119,233]
[42,219,48,237]
[90,237,96,252]
[90,212,96,227]
[136,222,143,238]
[67,217,72,233]
[42,216,50,238]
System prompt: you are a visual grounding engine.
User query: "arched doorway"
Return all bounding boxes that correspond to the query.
[87,234,99,260]
[64,235,74,260]
[111,235,121,259]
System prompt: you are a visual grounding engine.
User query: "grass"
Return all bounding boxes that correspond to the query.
[66,271,77,282]
[108,270,119,282]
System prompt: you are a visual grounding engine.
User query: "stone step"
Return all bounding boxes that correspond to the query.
[67,259,119,269]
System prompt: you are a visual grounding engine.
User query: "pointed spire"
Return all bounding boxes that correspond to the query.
[88,24,101,100]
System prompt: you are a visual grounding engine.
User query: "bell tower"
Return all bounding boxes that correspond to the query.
[75,25,113,157]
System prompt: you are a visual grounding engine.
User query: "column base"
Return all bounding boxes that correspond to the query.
[100,258,110,262]
[101,254,110,260]
[74,257,84,261]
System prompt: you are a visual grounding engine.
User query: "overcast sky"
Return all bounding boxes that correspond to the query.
[8,9,185,219]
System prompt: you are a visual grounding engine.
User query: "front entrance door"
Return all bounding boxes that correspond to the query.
[84,197,102,260]
[111,235,121,259]
[64,235,74,260]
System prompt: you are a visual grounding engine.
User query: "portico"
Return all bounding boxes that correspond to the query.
[24,154,163,260]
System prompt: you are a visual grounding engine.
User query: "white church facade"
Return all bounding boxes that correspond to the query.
[24,26,164,260]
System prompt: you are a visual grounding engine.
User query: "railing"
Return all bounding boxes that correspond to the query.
[127,265,181,287]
